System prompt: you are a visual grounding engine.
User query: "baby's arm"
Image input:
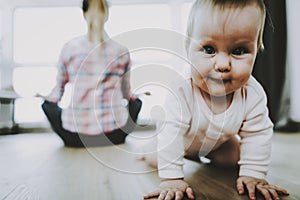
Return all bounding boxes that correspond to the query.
[144,81,194,200]
[142,119,194,200]
[238,82,289,199]
[144,121,192,200]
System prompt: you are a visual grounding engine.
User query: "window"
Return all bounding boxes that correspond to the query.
[14,7,87,64]
[13,7,86,123]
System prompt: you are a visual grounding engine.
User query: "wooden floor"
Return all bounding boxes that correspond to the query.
[0,129,299,200]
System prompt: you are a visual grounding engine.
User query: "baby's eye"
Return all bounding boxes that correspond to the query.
[201,46,215,54]
[232,47,247,55]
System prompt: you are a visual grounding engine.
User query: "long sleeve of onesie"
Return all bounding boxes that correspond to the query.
[238,78,273,179]
[157,80,193,179]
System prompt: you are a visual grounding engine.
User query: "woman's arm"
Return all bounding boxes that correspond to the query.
[45,47,69,103]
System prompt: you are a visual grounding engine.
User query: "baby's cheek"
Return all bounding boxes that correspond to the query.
[239,78,246,84]
[237,71,251,83]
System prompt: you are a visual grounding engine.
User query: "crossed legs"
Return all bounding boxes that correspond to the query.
[42,98,142,147]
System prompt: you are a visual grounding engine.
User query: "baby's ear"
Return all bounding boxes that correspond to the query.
[259,43,264,51]
[257,33,264,52]
[257,45,264,54]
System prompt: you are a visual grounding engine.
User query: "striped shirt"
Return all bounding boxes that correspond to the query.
[46,35,135,135]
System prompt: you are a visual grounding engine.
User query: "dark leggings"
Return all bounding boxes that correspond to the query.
[42,99,142,147]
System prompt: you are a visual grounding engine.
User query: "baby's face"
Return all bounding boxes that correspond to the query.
[188,4,262,97]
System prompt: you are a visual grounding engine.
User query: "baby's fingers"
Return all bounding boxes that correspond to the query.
[236,177,255,197]
[256,184,272,200]
[236,178,245,194]
[272,185,289,195]
[158,190,169,200]
[265,185,289,200]
[244,182,256,200]
[175,191,184,200]
[144,189,161,199]
[186,186,195,199]
[269,188,280,200]
[162,190,186,200]
[236,177,262,199]
[256,184,289,200]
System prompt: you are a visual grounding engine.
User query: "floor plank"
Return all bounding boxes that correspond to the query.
[0,130,299,200]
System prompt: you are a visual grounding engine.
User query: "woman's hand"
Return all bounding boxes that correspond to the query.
[236,176,289,200]
[35,93,46,99]
[144,178,195,200]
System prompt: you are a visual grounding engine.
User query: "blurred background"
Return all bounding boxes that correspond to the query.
[0,0,299,132]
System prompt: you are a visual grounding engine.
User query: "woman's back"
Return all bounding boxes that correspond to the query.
[49,35,132,135]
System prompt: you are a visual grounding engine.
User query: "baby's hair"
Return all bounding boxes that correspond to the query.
[186,0,266,53]
[82,0,109,44]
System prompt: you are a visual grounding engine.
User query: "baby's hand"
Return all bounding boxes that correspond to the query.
[144,178,195,200]
[236,176,289,200]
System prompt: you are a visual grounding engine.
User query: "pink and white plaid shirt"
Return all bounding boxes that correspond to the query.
[46,35,135,135]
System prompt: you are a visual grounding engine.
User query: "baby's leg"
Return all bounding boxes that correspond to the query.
[206,136,240,167]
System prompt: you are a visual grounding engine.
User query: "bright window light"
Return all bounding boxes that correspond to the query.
[106,4,172,36]
[13,67,57,97]
[14,97,45,123]
[13,7,87,64]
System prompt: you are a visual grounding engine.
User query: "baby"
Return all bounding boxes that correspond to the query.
[142,0,289,199]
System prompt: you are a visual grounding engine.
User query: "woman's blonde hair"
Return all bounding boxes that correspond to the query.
[186,0,266,53]
[82,0,109,44]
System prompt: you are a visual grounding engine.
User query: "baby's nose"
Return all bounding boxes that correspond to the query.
[214,53,231,72]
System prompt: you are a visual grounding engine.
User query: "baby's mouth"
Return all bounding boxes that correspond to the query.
[208,77,231,84]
